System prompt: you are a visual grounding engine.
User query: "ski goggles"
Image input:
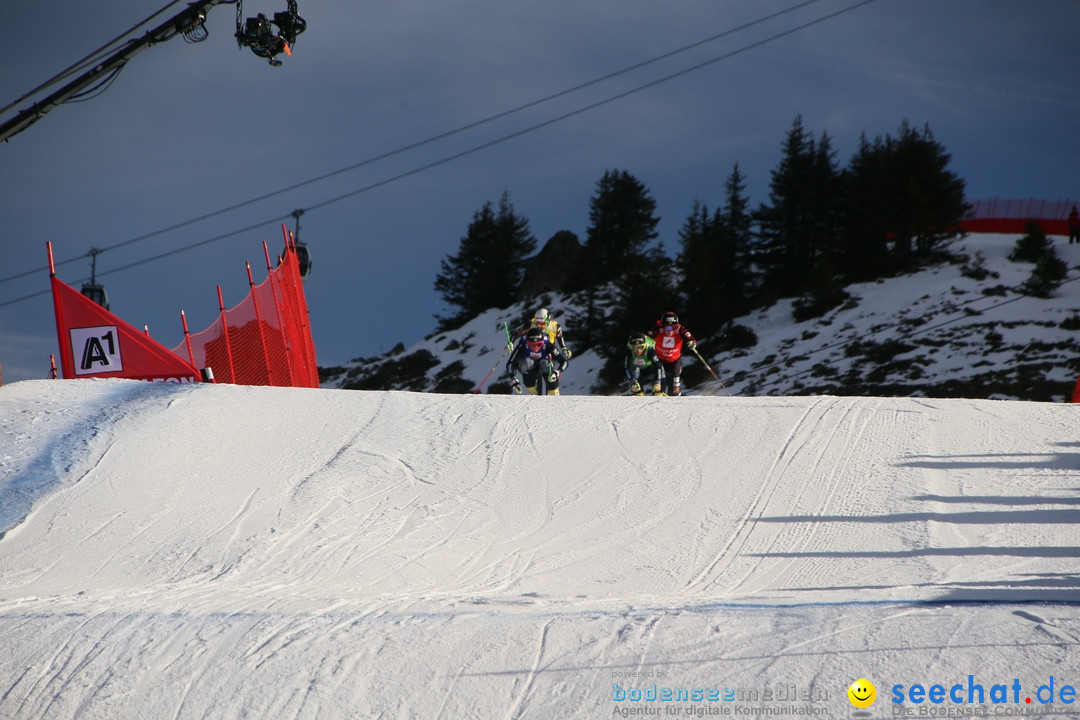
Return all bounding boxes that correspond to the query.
[526,339,545,350]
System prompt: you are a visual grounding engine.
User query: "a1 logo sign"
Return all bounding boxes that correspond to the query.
[70,326,123,375]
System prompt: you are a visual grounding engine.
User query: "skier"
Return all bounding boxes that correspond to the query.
[508,308,572,358]
[624,332,665,396]
[506,326,570,395]
[651,311,697,396]
[1069,205,1080,244]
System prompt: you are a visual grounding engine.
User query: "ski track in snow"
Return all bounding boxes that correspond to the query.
[0,380,1078,718]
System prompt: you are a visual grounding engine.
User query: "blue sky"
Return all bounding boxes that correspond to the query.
[1,0,1078,383]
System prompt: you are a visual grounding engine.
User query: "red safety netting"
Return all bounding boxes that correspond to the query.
[173,228,318,388]
[959,198,1076,236]
[48,243,202,384]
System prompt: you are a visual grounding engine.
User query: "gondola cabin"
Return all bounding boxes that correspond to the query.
[294,240,312,280]
[80,282,109,310]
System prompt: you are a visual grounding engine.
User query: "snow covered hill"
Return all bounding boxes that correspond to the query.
[0,379,1077,718]
[321,233,1080,401]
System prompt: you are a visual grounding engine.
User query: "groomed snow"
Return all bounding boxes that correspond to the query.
[1,379,1077,718]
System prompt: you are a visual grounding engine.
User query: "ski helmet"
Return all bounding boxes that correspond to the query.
[628,332,647,354]
[525,327,545,349]
[533,308,549,326]
[661,312,679,329]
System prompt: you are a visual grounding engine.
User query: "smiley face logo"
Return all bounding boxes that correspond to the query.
[848,678,876,708]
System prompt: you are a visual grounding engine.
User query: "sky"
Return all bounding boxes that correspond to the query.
[1,378,1078,717]
[1,0,1079,385]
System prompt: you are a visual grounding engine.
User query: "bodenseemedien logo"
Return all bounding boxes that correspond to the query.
[848,678,877,709]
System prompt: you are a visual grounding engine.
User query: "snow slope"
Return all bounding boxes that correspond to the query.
[1,379,1078,719]
[322,233,1080,400]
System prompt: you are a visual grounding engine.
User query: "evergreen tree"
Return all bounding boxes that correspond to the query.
[841,121,967,278]
[678,198,715,318]
[433,191,536,331]
[715,163,755,322]
[570,170,673,392]
[754,116,841,301]
[613,244,679,338]
[1009,220,1054,264]
[678,165,755,336]
[579,169,660,286]
[1011,221,1067,298]
[1023,251,1068,298]
[591,243,681,394]
[835,132,894,280]
[722,161,754,256]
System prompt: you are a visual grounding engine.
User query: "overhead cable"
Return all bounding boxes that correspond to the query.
[1,0,878,299]
[1,0,854,287]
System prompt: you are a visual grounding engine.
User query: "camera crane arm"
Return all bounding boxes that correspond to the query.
[0,1,237,143]
[0,0,305,143]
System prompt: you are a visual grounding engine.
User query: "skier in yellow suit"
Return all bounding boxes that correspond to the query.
[508,308,572,358]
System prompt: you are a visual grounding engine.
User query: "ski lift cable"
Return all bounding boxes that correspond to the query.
[0,211,294,310]
[0,0,189,118]
[0,0,849,287]
[0,0,878,297]
[305,0,880,213]
[184,0,886,220]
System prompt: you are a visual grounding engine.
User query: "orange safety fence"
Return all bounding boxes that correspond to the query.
[959,198,1076,236]
[49,227,316,387]
[48,243,203,383]
[173,227,318,388]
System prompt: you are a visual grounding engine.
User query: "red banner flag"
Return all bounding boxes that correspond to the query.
[49,245,202,383]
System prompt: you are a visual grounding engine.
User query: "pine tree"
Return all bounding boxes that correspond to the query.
[754,116,841,302]
[570,170,674,392]
[678,165,755,337]
[714,163,755,323]
[678,198,715,320]
[895,122,967,259]
[836,132,894,280]
[841,121,967,278]
[1009,220,1054,263]
[1022,251,1068,298]
[433,191,536,331]
[580,169,660,286]
[593,244,680,394]
[722,162,753,253]
[1011,221,1067,298]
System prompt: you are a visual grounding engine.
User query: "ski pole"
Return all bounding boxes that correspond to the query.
[691,345,731,395]
[471,322,514,394]
[471,349,510,394]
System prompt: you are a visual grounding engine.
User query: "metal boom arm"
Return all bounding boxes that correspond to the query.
[0,0,233,143]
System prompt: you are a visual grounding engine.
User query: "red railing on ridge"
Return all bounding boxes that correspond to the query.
[959,197,1077,236]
